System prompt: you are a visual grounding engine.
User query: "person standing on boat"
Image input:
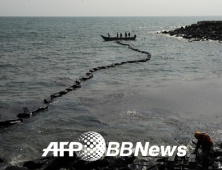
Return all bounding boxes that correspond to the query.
[117,32,118,37]
[128,32,130,37]
[193,131,213,169]
[120,33,122,38]
[108,33,110,37]
[125,32,127,37]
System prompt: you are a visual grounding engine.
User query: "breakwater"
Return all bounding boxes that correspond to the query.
[161,21,222,42]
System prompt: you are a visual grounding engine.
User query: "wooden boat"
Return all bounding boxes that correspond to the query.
[100,35,136,41]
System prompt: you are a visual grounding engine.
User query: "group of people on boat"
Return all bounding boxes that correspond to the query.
[117,32,131,38]
[107,32,136,38]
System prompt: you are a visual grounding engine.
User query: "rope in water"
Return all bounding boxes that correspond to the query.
[0,41,151,128]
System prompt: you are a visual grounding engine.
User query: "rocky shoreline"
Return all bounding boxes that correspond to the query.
[160,21,222,42]
[0,152,165,170]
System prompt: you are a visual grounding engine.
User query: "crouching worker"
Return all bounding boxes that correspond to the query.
[193,131,213,169]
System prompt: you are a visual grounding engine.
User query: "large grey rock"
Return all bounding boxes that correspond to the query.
[5,166,29,170]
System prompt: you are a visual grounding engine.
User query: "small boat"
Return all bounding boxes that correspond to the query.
[100,35,136,41]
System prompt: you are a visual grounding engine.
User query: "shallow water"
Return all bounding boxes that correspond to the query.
[1,16,222,164]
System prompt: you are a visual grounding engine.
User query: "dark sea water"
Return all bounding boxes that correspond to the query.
[1,16,222,165]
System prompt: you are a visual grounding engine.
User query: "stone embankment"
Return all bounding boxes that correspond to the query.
[161,21,222,42]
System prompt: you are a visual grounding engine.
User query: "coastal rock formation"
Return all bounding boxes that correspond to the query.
[2,153,137,170]
[161,21,222,42]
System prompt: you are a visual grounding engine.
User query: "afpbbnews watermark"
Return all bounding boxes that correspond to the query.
[42,131,187,161]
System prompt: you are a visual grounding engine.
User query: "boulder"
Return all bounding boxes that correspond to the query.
[23,157,49,169]
[5,166,29,170]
